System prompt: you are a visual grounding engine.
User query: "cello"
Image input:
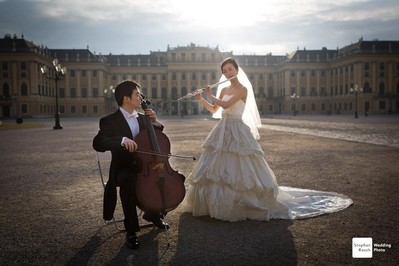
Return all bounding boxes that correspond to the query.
[134,97,186,216]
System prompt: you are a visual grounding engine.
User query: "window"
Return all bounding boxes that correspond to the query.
[320,87,327,97]
[363,82,371,93]
[93,70,97,77]
[161,88,167,99]
[21,83,28,96]
[20,62,27,78]
[71,105,76,113]
[310,87,317,96]
[70,70,75,77]
[81,70,86,77]
[82,105,87,113]
[191,72,196,80]
[93,105,98,113]
[379,101,385,110]
[171,87,177,99]
[2,62,8,78]
[21,104,28,114]
[71,88,77,98]
[92,87,98,98]
[59,88,65,98]
[301,87,306,97]
[142,73,147,80]
[82,88,87,98]
[181,87,187,97]
[151,87,157,98]
[172,72,176,80]
[379,82,385,96]
[268,87,273,98]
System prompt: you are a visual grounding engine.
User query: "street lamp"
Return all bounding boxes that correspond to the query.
[41,59,66,129]
[350,84,362,118]
[290,93,299,116]
[103,85,115,114]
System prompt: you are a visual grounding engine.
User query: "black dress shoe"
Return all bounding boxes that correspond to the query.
[126,233,139,249]
[143,213,170,230]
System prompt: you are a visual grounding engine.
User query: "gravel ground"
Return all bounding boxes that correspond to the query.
[0,115,398,265]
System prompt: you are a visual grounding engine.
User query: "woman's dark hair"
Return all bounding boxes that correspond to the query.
[114,80,140,106]
[221,57,239,72]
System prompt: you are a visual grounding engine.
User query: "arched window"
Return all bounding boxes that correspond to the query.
[181,87,187,98]
[363,82,371,93]
[161,87,167,99]
[171,87,177,100]
[258,87,265,98]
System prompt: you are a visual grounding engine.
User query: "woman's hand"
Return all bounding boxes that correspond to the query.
[203,85,211,98]
[194,91,202,101]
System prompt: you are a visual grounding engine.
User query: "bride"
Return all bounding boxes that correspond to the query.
[183,57,353,221]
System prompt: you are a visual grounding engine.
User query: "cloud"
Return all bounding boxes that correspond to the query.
[1,0,398,55]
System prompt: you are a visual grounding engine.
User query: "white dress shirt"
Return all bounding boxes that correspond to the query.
[120,107,140,145]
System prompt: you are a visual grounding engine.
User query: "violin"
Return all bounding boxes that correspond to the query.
[134,97,186,215]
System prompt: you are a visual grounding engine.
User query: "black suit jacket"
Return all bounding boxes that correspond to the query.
[92,109,163,220]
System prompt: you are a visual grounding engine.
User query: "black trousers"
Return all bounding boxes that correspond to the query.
[116,167,162,234]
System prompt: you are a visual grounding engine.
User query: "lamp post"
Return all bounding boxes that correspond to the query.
[290,93,299,116]
[41,59,66,129]
[103,85,115,114]
[350,84,362,118]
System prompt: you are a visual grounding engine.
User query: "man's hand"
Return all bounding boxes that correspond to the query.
[144,108,158,123]
[123,137,138,152]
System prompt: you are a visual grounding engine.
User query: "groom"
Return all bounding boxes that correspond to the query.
[93,80,169,249]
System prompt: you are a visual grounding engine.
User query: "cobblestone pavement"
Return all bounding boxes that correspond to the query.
[0,115,398,265]
[261,114,399,148]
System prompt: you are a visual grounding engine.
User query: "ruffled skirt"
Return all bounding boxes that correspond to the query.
[183,117,352,221]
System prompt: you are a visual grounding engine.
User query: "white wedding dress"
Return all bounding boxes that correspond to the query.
[183,95,353,222]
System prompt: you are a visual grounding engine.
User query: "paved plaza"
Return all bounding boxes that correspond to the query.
[0,114,398,265]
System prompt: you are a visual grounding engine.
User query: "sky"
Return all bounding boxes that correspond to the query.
[0,0,398,56]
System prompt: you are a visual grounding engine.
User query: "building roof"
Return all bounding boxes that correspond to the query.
[0,34,39,53]
[104,53,167,67]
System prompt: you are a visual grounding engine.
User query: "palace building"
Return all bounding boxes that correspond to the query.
[1,34,398,119]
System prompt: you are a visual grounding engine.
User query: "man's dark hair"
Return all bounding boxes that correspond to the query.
[114,80,140,106]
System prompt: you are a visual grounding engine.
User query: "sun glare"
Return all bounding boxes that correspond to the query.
[163,0,268,29]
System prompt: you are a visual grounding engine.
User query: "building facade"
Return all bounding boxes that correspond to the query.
[1,34,398,119]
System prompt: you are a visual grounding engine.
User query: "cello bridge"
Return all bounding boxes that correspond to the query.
[152,163,165,171]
